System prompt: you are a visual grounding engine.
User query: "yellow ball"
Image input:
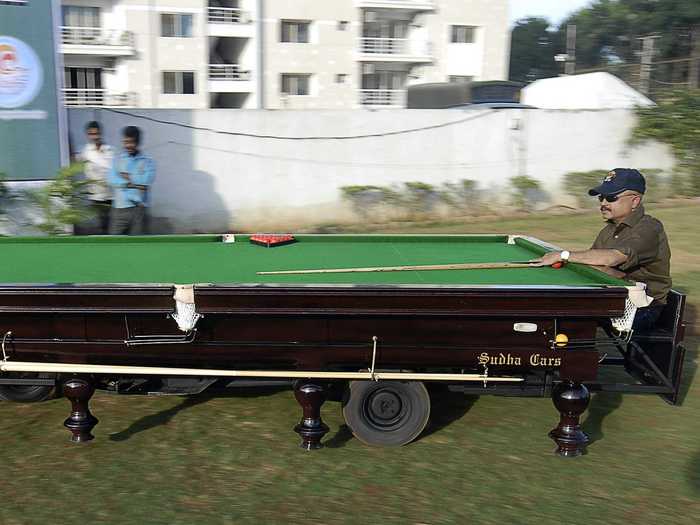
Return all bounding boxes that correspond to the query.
[555,333,569,347]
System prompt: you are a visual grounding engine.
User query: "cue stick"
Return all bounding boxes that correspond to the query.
[258,261,541,275]
[0,360,524,383]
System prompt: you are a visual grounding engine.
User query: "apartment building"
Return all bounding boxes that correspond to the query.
[59,0,509,109]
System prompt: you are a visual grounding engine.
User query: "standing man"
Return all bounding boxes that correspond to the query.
[78,121,113,234]
[531,168,671,331]
[108,126,156,235]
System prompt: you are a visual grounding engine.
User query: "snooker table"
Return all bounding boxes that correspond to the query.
[0,234,686,455]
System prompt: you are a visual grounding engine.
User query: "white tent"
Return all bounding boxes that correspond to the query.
[521,72,655,109]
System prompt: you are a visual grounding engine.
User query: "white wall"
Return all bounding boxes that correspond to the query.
[67,107,675,232]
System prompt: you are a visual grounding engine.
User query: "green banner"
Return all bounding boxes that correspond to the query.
[0,0,67,181]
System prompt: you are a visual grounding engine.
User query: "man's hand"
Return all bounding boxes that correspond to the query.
[528,251,563,267]
[119,171,132,182]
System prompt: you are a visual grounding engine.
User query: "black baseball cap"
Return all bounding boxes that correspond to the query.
[588,168,646,196]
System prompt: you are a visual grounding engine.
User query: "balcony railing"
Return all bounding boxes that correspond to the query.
[359,37,433,62]
[357,0,436,10]
[208,7,249,24]
[359,89,405,107]
[63,89,136,107]
[61,26,135,48]
[360,37,408,55]
[209,64,252,81]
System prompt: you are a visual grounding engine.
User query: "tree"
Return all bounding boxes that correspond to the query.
[630,89,700,196]
[509,17,560,83]
[556,0,700,69]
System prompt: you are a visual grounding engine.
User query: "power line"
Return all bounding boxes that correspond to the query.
[102,107,495,141]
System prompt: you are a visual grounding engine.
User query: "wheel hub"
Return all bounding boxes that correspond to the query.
[365,388,405,428]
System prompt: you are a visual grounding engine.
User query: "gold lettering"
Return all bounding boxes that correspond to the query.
[529,354,562,367]
[477,353,523,366]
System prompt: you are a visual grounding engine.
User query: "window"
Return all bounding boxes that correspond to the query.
[281,74,310,96]
[281,20,310,43]
[448,75,473,84]
[335,74,347,84]
[62,6,99,27]
[161,14,193,37]
[162,71,196,94]
[0,1,28,5]
[64,68,102,89]
[337,21,349,31]
[451,25,475,44]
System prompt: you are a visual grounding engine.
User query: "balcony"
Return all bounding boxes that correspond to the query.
[63,89,137,107]
[356,0,436,10]
[359,89,406,107]
[359,38,432,63]
[208,7,253,38]
[208,65,253,93]
[61,27,135,56]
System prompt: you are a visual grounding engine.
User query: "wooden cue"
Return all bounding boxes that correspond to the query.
[258,261,538,275]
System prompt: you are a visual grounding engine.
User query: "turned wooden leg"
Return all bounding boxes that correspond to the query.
[63,377,99,443]
[549,381,590,457]
[293,381,329,450]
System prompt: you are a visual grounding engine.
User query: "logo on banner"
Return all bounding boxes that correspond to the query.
[0,36,43,109]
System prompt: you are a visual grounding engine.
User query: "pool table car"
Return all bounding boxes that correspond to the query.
[0,234,687,456]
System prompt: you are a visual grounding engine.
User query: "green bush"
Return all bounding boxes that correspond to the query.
[28,163,95,235]
[509,175,548,211]
[402,182,441,215]
[340,185,403,217]
[563,170,609,208]
[441,179,481,213]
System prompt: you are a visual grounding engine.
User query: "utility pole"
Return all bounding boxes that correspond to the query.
[637,34,658,96]
[565,24,576,75]
[690,25,700,89]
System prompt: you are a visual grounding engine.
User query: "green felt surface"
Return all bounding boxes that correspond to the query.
[0,235,628,287]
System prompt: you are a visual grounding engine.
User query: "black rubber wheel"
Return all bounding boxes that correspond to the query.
[0,375,54,402]
[342,380,430,447]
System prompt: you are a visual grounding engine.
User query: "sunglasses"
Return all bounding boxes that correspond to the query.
[598,193,636,203]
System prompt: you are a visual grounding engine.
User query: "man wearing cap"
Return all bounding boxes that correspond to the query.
[531,168,671,331]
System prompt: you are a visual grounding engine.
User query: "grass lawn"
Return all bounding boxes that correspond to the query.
[1,201,699,525]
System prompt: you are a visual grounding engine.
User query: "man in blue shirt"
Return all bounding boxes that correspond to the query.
[108,126,155,235]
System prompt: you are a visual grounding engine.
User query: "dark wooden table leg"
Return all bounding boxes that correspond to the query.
[63,377,99,443]
[549,381,590,457]
[293,381,329,450]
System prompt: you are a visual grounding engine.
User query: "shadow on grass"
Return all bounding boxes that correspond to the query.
[324,424,354,448]
[108,386,290,442]
[581,392,624,445]
[109,394,212,442]
[419,388,479,441]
